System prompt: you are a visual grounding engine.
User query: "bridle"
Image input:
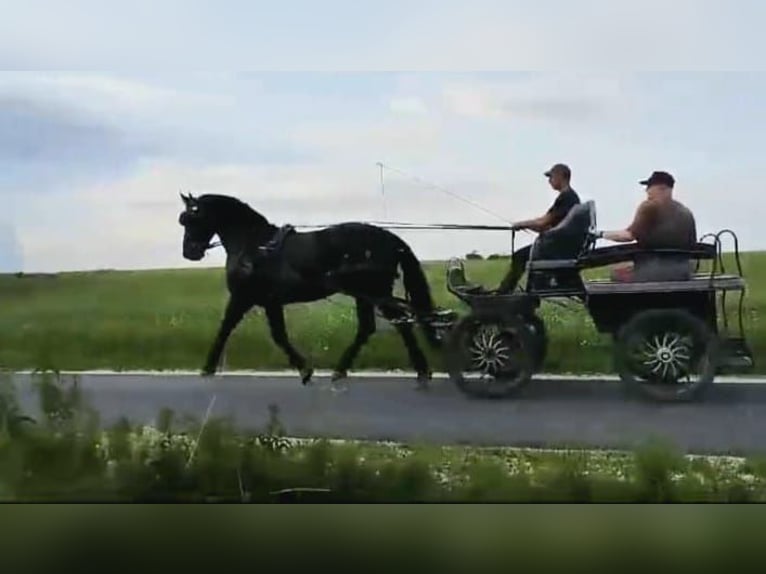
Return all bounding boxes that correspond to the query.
[180,204,223,253]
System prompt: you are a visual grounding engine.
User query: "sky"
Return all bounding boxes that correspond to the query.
[2,1,766,272]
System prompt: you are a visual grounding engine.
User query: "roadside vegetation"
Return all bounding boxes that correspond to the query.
[2,372,765,502]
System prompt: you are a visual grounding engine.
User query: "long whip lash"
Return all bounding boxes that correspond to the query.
[186,393,217,468]
[377,162,514,225]
[202,163,529,256]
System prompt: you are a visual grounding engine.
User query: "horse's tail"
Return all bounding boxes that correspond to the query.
[395,238,441,348]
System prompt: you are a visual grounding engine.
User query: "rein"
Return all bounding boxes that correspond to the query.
[292,221,521,232]
[204,224,294,253]
[204,222,529,254]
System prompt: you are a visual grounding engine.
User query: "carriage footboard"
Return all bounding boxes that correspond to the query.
[446,258,488,296]
[584,274,746,295]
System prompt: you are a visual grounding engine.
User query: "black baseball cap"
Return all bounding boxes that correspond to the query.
[640,170,675,188]
[544,163,571,179]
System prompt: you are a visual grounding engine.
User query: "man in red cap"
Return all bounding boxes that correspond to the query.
[496,163,580,293]
[596,170,697,281]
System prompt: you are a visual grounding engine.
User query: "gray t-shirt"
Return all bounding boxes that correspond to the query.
[627,197,697,281]
[628,198,697,249]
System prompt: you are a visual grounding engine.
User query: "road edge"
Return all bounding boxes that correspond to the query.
[6,368,766,384]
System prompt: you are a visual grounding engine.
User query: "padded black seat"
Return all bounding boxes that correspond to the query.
[527,200,596,270]
[581,242,715,283]
[578,242,717,270]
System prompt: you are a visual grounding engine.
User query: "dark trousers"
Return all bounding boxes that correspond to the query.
[496,245,532,293]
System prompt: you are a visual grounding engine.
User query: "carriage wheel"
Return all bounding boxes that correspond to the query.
[445,312,535,399]
[614,309,719,403]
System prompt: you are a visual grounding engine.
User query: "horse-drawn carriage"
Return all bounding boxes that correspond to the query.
[178,192,754,403]
[438,200,755,402]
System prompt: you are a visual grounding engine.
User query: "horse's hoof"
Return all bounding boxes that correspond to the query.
[200,368,216,378]
[415,371,432,391]
[300,367,314,385]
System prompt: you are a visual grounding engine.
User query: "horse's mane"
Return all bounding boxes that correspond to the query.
[197,194,271,228]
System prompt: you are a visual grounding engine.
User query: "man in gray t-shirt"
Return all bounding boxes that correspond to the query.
[597,171,697,281]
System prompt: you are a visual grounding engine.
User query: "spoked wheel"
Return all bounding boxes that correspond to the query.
[445,312,535,399]
[615,309,720,403]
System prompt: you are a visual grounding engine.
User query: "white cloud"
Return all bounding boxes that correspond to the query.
[389,97,428,115]
[442,86,496,119]
[288,116,445,164]
[26,74,181,108]
[0,72,230,130]
[441,74,633,123]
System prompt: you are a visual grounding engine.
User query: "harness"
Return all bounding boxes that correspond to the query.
[256,224,296,259]
[229,224,296,280]
[208,225,295,258]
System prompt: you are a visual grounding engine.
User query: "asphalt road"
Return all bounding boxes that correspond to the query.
[8,372,766,456]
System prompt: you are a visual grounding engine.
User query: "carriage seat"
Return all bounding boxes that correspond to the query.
[526,200,596,271]
[579,242,717,269]
[579,241,717,282]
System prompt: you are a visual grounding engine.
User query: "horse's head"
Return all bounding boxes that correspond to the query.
[178,192,218,261]
[178,192,273,261]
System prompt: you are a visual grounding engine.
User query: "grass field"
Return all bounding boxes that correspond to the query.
[0,252,763,374]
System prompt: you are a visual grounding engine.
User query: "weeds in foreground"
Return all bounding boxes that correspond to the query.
[1,372,765,502]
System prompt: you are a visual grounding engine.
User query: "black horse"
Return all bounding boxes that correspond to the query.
[178,192,443,387]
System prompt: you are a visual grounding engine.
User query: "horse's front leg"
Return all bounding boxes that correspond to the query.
[202,295,253,376]
[265,304,313,384]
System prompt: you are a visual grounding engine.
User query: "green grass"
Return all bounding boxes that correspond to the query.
[0,252,763,374]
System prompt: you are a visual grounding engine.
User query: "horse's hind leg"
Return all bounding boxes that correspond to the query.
[265,304,313,384]
[332,298,376,383]
[379,304,431,390]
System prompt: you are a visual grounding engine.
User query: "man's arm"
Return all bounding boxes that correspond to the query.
[601,229,635,242]
[513,212,555,232]
[598,201,655,243]
[514,191,578,232]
